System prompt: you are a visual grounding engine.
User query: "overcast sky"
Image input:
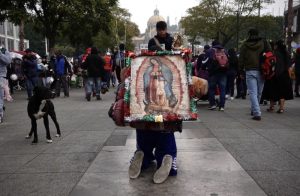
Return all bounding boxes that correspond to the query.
[119,0,286,33]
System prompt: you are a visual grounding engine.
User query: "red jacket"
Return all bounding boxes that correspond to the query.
[104,55,112,71]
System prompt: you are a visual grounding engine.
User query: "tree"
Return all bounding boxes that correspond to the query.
[0,0,29,51]
[26,0,118,54]
[181,0,264,47]
[91,7,140,52]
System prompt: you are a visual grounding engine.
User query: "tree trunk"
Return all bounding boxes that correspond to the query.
[19,19,25,51]
[48,35,56,56]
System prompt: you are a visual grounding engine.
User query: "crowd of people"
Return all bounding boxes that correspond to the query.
[193,28,298,120]
[0,41,130,123]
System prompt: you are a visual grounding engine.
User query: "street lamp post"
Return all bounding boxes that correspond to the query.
[236,11,240,51]
[287,0,293,53]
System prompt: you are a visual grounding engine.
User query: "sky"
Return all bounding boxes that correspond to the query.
[119,0,286,34]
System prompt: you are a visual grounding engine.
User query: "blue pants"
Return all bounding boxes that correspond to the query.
[226,70,236,97]
[136,130,177,175]
[208,73,227,108]
[86,77,101,96]
[246,70,265,116]
[26,77,38,98]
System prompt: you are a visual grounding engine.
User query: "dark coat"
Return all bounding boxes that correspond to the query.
[84,50,105,78]
[22,55,38,78]
[148,33,173,51]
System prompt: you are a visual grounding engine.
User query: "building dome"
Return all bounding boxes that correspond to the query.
[147,9,165,28]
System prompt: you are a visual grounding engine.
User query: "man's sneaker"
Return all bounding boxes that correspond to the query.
[0,116,3,124]
[96,95,102,100]
[55,134,61,137]
[25,135,32,139]
[208,105,217,110]
[219,107,225,111]
[128,151,144,179]
[46,139,53,143]
[153,155,173,184]
[252,116,261,121]
[230,97,234,100]
[86,93,91,102]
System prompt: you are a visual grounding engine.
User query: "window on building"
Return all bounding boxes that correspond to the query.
[7,22,14,37]
[15,26,19,38]
[7,39,14,51]
[24,41,29,50]
[16,40,19,50]
[0,36,5,47]
[0,23,5,35]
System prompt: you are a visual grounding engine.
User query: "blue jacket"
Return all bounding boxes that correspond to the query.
[0,51,12,78]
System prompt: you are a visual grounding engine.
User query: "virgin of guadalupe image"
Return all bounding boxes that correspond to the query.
[143,57,178,113]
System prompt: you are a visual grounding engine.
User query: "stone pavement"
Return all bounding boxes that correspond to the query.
[0,89,300,196]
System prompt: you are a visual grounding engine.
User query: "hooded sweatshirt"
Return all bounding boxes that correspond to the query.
[239,37,270,71]
[85,47,105,78]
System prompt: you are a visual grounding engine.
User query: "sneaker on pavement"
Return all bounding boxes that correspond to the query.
[208,105,217,110]
[129,150,144,179]
[153,155,172,184]
[252,116,261,121]
[219,107,225,111]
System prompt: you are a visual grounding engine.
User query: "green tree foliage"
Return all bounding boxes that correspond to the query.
[181,0,280,48]
[2,0,140,55]
[92,7,140,52]
[2,0,117,54]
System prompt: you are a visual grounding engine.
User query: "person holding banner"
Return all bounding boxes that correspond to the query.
[129,21,179,184]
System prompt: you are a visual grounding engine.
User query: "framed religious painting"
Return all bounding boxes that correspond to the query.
[124,55,197,123]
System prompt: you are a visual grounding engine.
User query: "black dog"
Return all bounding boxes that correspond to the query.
[26,86,61,144]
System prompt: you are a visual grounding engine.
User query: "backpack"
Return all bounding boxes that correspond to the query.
[115,51,125,68]
[213,48,228,69]
[261,51,276,79]
[108,82,125,126]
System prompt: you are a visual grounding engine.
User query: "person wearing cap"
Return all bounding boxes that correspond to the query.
[239,28,271,121]
[196,44,210,80]
[112,44,126,84]
[205,40,228,111]
[0,46,12,123]
[129,21,178,184]
[54,50,72,97]
[22,49,38,99]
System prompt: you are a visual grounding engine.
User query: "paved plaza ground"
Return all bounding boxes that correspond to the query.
[0,88,299,196]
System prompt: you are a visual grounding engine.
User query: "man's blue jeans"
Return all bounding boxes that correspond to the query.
[26,77,38,98]
[246,70,265,116]
[86,77,101,96]
[208,73,227,108]
[0,87,4,118]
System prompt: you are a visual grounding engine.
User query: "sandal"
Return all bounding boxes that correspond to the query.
[276,109,284,114]
[267,107,274,112]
